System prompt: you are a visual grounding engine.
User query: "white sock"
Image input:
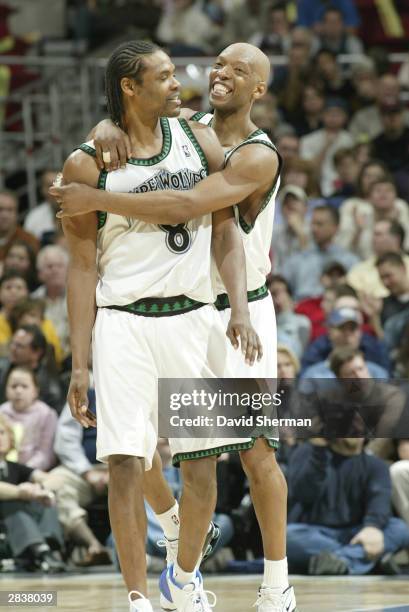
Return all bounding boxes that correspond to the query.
[263,558,289,591]
[156,502,180,541]
[173,560,195,585]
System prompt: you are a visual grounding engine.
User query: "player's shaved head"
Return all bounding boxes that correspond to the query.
[221,43,271,83]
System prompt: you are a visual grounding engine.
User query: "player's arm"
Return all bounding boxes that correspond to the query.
[212,207,262,365]
[62,151,99,429]
[52,135,278,223]
[86,108,197,171]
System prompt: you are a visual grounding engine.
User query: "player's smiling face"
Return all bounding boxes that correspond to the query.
[209,49,258,111]
[136,50,182,117]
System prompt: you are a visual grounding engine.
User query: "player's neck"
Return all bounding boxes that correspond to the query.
[212,107,256,148]
[123,109,162,154]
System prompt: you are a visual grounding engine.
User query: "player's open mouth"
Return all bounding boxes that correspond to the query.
[211,82,232,98]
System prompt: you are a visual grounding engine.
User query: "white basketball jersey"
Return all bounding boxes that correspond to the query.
[192,112,281,293]
[79,118,214,308]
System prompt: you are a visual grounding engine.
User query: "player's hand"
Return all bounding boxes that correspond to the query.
[67,369,96,429]
[50,182,98,218]
[226,312,263,366]
[94,119,131,171]
[350,526,384,560]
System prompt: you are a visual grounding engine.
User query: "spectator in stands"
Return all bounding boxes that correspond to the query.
[347,219,409,299]
[281,157,321,198]
[316,7,363,55]
[338,159,393,253]
[349,74,409,140]
[390,441,409,528]
[269,275,311,358]
[349,59,378,113]
[287,436,409,575]
[300,98,353,196]
[250,93,279,140]
[9,298,63,367]
[23,170,59,245]
[273,27,315,119]
[295,265,347,341]
[32,246,70,362]
[275,130,300,165]
[0,414,65,572]
[329,147,359,202]
[3,241,38,292]
[292,84,325,137]
[248,3,291,55]
[371,102,409,200]
[156,0,220,55]
[222,0,266,48]
[281,205,358,300]
[296,0,360,31]
[0,367,57,471]
[345,178,409,259]
[376,253,409,325]
[272,185,310,271]
[43,397,111,567]
[0,271,29,353]
[313,49,353,100]
[301,306,390,375]
[0,191,39,261]
[393,319,409,378]
[0,325,63,412]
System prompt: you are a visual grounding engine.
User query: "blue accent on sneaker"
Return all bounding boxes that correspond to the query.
[159,567,173,604]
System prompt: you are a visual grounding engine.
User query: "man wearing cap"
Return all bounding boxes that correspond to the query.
[300,97,353,196]
[300,306,390,380]
[272,185,310,271]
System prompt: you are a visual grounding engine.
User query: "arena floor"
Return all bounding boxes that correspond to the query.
[0,572,408,611]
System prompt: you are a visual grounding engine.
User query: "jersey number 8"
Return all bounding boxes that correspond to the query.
[159,224,192,254]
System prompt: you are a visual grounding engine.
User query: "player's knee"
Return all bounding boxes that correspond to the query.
[181,457,217,499]
[108,454,144,482]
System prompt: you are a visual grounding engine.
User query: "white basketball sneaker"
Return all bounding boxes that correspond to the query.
[159,565,216,612]
[128,590,154,612]
[253,586,297,611]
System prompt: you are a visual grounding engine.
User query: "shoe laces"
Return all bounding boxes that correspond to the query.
[253,587,281,611]
[182,587,216,612]
[157,538,178,564]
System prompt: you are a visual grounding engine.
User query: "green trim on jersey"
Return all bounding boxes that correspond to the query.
[226,139,281,234]
[178,118,209,174]
[190,111,208,123]
[127,117,172,166]
[97,171,108,230]
[104,294,206,318]
[173,437,279,466]
[77,143,96,157]
[75,144,108,230]
[215,283,268,311]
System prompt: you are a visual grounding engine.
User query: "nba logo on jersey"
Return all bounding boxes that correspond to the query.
[182,144,191,158]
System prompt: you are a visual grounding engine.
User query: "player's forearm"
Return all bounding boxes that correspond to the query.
[212,226,249,315]
[96,188,194,225]
[67,265,97,370]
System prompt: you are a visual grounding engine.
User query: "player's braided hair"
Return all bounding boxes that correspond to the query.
[105,40,159,129]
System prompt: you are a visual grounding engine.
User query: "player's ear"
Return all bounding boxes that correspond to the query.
[253,81,267,101]
[120,77,136,97]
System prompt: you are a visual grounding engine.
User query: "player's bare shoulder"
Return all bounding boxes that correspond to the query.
[187,121,225,173]
[229,140,279,188]
[63,147,100,188]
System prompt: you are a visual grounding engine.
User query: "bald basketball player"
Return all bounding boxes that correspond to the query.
[52,43,297,612]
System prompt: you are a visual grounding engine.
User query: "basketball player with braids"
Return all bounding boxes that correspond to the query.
[58,41,262,612]
[53,43,297,612]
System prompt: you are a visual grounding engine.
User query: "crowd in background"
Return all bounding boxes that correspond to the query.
[1,0,409,579]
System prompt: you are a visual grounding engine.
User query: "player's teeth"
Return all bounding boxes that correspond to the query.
[213,84,229,95]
